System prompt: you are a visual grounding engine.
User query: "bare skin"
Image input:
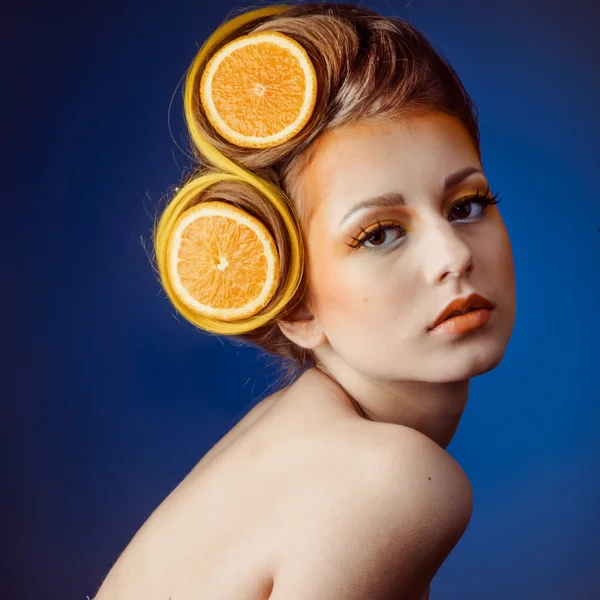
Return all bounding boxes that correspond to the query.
[94,112,515,599]
[277,112,516,448]
[93,368,442,600]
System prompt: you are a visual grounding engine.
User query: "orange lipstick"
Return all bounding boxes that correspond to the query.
[430,308,493,333]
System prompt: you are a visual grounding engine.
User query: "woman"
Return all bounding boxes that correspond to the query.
[94,3,516,599]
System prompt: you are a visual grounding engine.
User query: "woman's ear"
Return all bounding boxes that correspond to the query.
[276,301,327,350]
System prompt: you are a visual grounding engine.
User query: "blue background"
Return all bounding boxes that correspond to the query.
[3,0,599,598]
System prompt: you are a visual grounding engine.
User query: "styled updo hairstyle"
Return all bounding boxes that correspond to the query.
[151,2,481,388]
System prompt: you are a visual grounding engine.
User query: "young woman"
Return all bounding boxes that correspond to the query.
[94,3,516,599]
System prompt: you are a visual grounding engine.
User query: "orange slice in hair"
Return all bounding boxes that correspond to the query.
[200,31,317,148]
[166,201,279,321]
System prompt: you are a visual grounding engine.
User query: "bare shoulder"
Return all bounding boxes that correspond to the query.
[365,421,473,517]
[270,420,473,600]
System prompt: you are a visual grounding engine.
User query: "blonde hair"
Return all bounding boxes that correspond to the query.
[150,2,482,388]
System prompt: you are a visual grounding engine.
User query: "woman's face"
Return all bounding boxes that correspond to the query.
[292,111,516,382]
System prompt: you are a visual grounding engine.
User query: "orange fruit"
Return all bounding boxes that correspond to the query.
[200,30,318,148]
[166,201,279,321]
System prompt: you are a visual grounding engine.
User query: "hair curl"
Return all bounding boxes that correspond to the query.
[150,1,482,391]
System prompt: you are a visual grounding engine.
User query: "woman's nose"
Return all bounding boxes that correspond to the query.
[422,220,474,284]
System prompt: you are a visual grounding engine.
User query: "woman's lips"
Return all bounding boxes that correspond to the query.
[429,307,494,334]
[429,292,496,330]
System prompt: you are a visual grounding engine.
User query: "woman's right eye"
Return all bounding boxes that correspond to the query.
[348,221,407,250]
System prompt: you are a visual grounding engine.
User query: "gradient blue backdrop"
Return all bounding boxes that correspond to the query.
[3,0,599,598]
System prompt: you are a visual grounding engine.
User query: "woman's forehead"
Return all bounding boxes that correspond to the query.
[316,113,473,171]
[298,113,480,223]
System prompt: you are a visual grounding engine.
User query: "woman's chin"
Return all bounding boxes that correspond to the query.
[429,345,507,382]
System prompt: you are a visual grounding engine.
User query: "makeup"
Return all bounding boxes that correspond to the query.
[429,308,494,334]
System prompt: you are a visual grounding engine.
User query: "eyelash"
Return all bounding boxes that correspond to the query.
[346,188,503,251]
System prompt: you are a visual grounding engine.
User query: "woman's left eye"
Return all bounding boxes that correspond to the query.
[449,191,502,222]
[450,197,485,221]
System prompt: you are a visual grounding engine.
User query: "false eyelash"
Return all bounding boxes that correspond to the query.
[347,219,406,249]
[451,187,503,215]
[466,186,503,207]
[346,187,503,250]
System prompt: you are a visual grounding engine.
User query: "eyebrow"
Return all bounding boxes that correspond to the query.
[337,166,486,229]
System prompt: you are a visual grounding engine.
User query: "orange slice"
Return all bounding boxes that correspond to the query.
[166,201,279,321]
[200,30,318,148]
